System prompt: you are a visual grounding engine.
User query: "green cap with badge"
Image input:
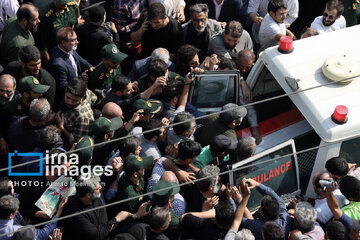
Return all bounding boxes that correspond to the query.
[75,135,94,166]
[18,76,50,93]
[92,117,123,136]
[56,0,73,5]
[153,180,180,202]
[123,155,153,175]
[132,99,162,115]
[101,43,128,63]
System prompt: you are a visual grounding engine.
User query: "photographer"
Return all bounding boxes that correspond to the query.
[311,171,347,225]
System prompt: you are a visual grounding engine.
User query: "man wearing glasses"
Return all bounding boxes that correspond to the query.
[311,0,346,34]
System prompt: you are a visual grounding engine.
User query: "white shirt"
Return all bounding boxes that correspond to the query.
[314,189,348,224]
[247,0,298,43]
[213,0,225,20]
[0,0,19,32]
[259,13,286,53]
[311,15,346,34]
[148,0,185,19]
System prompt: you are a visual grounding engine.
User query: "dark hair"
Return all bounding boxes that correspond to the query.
[173,112,194,136]
[143,119,162,140]
[148,2,166,20]
[19,45,41,63]
[268,0,288,13]
[149,207,170,230]
[40,125,61,151]
[178,140,202,160]
[148,58,167,78]
[326,221,346,240]
[0,178,12,198]
[237,137,256,160]
[215,200,235,228]
[218,58,236,70]
[175,44,198,75]
[56,27,75,44]
[196,165,219,192]
[111,75,131,92]
[17,3,37,22]
[119,136,141,158]
[66,78,87,98]
[189,3,209,16]
[262,221,285,240]
[314,171,329,189]
[326,0,344,16]
[339,176,360,201]
[325,157,349,177]
[161,80,184,102]
[224,21,243,38]
[261,195,280,220]
[0,196,19,219]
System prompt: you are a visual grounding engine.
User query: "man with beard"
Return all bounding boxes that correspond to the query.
[130,2,184,60]
[34,0,84,64]
[182,4,222,60]
[0,76,49,154]
[259,0,296,53]
[208,21,253,60]
[55,78,95,144]
[311,0,346,34]
[5,45,56,106]
[48,27,93,106]
[0,3,40,65]
[62,175,146,240]
[0,74,20,108]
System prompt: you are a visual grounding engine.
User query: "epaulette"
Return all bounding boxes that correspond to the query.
[45,9,53,17]
[66,1,77,6]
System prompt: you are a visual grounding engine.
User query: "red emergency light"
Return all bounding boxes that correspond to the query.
[331,105,348,124]
[278,36,293,53]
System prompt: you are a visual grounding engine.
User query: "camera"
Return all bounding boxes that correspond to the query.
[319,179,335,190]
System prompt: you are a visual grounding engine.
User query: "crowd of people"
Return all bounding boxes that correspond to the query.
[0,0,359,239]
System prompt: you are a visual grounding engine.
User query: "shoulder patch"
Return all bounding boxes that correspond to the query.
[45,9,53,17]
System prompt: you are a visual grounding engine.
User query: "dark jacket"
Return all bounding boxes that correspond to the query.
[76,22,120,66]
[5,61,56,106]
[61,196,117,240]
[196,0,243,23]
[47,45,92,104]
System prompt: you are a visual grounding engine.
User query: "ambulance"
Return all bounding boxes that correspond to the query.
[189,25,360,209]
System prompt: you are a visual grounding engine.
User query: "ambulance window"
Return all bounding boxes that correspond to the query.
[252,67,282,97]
[339,137,360,165]
[230,140,299,210]
[190,72,237,108]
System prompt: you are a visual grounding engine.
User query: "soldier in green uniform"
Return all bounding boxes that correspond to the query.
[115,155,154,213]
[34,0,83,63]
[88,43,127,92]
[342,0,360,26]
[137,58,184,95]
[0,76,49,154]
[141,180,182,239]
[0,3,40,65]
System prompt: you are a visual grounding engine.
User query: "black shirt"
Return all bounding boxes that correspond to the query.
[104,92,141,119]
[5,61,57,106]
[134,14,184,58]
[181,214,228,240]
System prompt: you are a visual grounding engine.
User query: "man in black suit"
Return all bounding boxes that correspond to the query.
[47,26,93,105]
[196,0,244,25]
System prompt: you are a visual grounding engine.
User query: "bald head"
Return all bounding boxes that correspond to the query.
[0,74,16,105]
[102,102,123,119]
[151,48,170,64]
[160,171,179,184]
[236,50,255,75]
[17,3,40,32]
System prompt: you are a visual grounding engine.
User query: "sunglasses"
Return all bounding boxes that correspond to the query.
[323,12,335,20]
